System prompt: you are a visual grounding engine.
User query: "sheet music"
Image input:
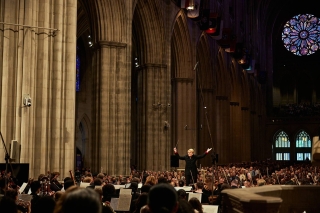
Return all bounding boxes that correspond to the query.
[18,194,33,202]
[120,188,132,195]
[187,192,202,202]
[202,205,219,213]
[174,186,192,191]
[19,182,28,194]
[80,182,90,188]
[94,185,102,190]
[113,185,125,190]
[110,198,119,210]
[113,188,132,211]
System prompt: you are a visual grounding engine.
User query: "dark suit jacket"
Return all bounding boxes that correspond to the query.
[175,152,207,176]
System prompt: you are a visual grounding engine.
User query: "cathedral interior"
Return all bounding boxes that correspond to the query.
[0,0,320,178]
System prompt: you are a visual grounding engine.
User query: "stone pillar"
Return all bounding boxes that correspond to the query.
[215,96,230,164]
[91,41,131,175]
[0,0,76,178]
[171,77,197,168]
[136,64,171,171]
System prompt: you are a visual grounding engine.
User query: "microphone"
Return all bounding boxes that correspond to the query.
[193,62,199,71]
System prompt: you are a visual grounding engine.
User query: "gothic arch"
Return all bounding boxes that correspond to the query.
[134,0,166,63]
[82,0,128,42]
[76,113,91,166]
[171,10,193,78]
[229,60,240,102]
[216,49,228,96]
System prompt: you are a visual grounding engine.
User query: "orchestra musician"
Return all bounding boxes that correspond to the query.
[173,147,212,186]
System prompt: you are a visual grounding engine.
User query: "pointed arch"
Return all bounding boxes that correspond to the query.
[216,49,228,96]
[295,129,312,161]
[76,113,91,158]
[273,130,291,160]
[82,0,128,42]
[133,0,166,63]
[229,59,239,102]
[172,10,193,78]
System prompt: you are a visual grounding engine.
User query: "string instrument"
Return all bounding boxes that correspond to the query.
[69,170,76,185]
[40,174,52,196]
[50,172,63,191]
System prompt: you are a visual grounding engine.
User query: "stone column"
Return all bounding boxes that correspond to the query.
[215,96,230,164]
[91,41,131,175]
[136,64,171,171]
[0,0,76,178]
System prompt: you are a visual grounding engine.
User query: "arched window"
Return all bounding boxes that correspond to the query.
[76,46,80,92]
[274,131,290,160]
[295,130,311,161]
[275,131,290,148]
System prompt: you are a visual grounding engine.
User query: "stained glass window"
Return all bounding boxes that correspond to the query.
[297,153,311,161]
[282,14,320,56]
[276,153,290,160]
[76,46,80,92]
[295,130,311,147]
[275,131,290,147]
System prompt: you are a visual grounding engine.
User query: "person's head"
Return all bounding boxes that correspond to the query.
[30,180,41,194]
[157,176,168,184]
[64,177,72,182]
[231,179,239,188]
[134,193,148,213]
[187,149,194,157]
[129,182,138,193]
[176,198,194,213]
[64,180,75,190]
[33,196,56,213]
[93,178,103,186]
[5,188,18,200]
[145,175,157,186]
[196,181,204,190]
[147,183,178,213]
[177,189,187,200]
[96,173,105,180]
[0,196,18,213]
[102,183,116,197]
[140,184,151,193]
[54,191,64,202]
[82,177,92,183]
[188,197,203,213]
[54,187,101,213]
[178,180,185,187]
[0,177,6,190]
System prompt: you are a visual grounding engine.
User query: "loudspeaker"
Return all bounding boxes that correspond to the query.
[170,155,179,167]
[10,140,21,163]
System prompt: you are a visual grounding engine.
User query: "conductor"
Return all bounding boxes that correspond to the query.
[173,147,212,186]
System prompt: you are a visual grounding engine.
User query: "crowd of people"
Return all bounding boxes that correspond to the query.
[276,102,320,117]
[0,159,319,213]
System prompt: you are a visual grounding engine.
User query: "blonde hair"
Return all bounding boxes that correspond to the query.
[145,175,157,186]
[188,149,194,154]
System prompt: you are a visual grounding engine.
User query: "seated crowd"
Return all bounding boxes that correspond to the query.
[0,160,319,213]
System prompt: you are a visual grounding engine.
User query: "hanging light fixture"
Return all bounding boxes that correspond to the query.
[187,0,195,10]
[205,13,219,35]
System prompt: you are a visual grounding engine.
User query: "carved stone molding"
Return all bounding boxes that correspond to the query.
[98,40,127,48]
[230,102,239,106]
[216,95,228,100]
